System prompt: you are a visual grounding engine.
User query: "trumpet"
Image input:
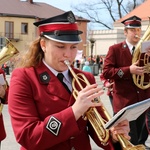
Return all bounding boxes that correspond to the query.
[64,60,145,150]
[0,103,4,115]
[0,37,19,114]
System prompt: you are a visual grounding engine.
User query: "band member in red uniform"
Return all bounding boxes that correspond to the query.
[8,11,130,150]
[0,68,9,148]
[103,15,150,148]
[100,73,113,106]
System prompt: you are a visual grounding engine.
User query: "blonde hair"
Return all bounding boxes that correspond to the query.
[15,37,44,68]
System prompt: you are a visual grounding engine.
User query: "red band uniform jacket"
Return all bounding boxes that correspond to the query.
[8,62,121,150]
[100,74,113,97]
[0,69,9,141]
[103,41,150,113]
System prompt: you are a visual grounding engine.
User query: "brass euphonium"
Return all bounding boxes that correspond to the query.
[64,60,145,150]
[0,37,19,114]
[132,24,150,89]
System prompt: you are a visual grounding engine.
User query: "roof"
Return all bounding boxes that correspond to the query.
[116,0,150,23]
[0,0,89,21]
[0,0,65,19]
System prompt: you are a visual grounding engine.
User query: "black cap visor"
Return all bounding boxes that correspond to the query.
[41,30,83,43]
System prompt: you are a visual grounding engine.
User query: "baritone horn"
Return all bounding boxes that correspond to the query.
[64,60,145,150]
[0,37,19,65]
[132,25,150,89]
[0,37,19,114]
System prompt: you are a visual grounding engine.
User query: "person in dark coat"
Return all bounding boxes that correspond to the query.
[8,11,130,150]
[146,108,150,134]
[103,15,150,148]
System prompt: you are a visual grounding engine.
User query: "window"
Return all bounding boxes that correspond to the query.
[5,21,14,39]
[21,23,28,34]
[0,37,4,50]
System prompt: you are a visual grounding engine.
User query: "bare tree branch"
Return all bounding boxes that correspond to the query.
[72,0,145,29]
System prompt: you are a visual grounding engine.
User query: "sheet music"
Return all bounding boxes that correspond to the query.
[104,98,150,129]
[0,74,5,85]
[141,40,150,53]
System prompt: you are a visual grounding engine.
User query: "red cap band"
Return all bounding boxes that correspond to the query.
[124,20,141,26]
[39,23,78,33]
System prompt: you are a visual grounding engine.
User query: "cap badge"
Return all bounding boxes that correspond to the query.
[67,12,75,23]
[133,16,137,20]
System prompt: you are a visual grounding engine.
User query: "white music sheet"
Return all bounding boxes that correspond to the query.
[141,40,150,53]
[104,98,150,129]
[0,74,5,85]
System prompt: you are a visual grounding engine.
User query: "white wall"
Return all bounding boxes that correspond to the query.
[89,20,149,56]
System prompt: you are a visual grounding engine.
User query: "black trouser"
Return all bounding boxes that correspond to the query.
[5,66,10,75]
[129,112,148,145]
[146,109,150,132]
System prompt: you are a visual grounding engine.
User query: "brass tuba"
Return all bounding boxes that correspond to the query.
[132,25,150,90]
[0,37,19,114]
[64,60,145,150]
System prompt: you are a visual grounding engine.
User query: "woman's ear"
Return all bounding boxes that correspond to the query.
[40,39,46,52]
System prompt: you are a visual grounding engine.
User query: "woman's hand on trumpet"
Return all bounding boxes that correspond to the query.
[71,83,131,143]
[110,119,131,142]
[72,83,103,120]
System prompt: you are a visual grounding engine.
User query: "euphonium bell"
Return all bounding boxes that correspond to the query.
[64,60,146,150]
[0,103,4,115]
[132,25,150,90]
[0,37,19,65]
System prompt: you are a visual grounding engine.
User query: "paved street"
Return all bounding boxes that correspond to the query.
[1,74,150,150]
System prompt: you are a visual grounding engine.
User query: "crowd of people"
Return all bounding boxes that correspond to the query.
[74,54,104,74]
[0,11,150,150]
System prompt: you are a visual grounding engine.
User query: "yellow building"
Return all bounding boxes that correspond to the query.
[0,0,89,56]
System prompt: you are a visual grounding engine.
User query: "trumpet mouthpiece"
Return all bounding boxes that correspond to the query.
[134,35,143,41]
[64,60,70,65]
[64,60,72,69]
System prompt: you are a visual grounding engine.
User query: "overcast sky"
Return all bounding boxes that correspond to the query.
[34,0,99,29]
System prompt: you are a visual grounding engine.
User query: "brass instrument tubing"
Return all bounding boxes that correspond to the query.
[64,60,146,149]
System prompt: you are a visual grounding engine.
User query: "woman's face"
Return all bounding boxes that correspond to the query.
[40,38,78,72]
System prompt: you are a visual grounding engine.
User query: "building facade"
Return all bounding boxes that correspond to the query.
[0,0,89,57]
[88,0,150,57]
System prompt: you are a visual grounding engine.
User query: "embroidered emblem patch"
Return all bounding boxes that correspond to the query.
[46,116,61,136]
[117,69,124,78]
